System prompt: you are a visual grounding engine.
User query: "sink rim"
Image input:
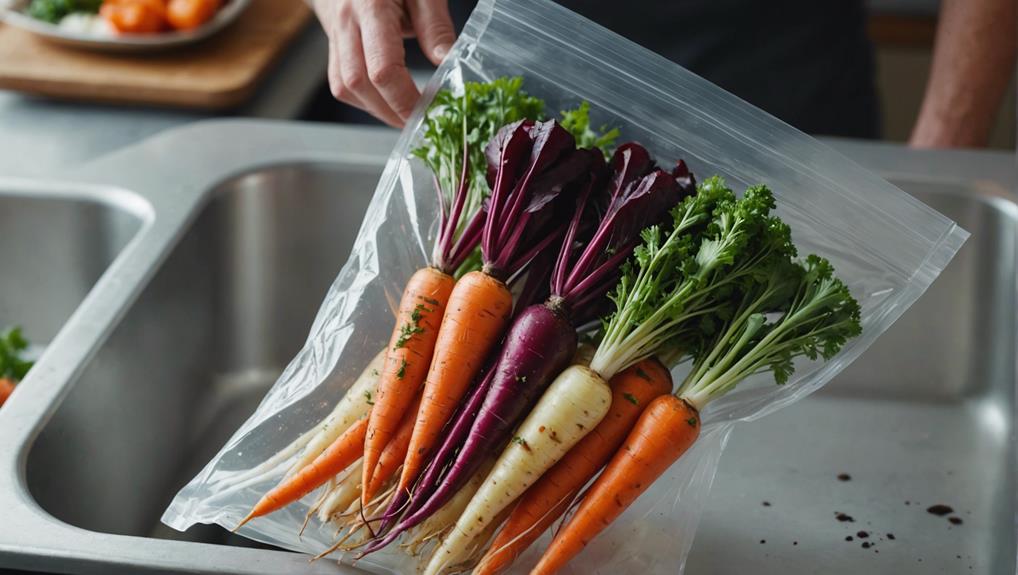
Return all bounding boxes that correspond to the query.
[0,119,1013,575]
[0,120,398,575]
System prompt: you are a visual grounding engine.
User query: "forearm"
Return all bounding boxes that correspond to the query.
[910,0,1017,148]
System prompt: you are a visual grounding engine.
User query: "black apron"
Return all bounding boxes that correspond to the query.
[449,0,880,139]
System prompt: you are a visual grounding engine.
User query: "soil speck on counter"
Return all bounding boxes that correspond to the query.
[835,512,855,522]
[856,531,869,539]
[927,504,954,516]
[837,473,851,481]
[845,536,854,542]
[949,516,963,525]
[861,541,872,549]
[759,540,766,544]
[762,501,771,507]
[887,533,896,540]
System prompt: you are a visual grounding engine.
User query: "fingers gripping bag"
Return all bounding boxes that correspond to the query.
[163,0,968,573]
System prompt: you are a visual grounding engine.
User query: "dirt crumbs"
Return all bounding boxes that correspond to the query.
[761,501,771,507]
[837,473,852,481]
[924,504,966,528]
[835,512,855,523]
[856,531,869,539]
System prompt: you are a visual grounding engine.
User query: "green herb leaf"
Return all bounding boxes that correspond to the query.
[559,101,621,155]
[394,304,427,349]
[0,326,33,382]
[27,0,102,24]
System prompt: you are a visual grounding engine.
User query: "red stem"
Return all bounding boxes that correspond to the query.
[551,177,595,296]
[437,138,472,270]
[561,239,638,308]
[445,210,485,271]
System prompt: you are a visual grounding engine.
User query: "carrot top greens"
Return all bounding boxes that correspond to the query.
[589,177,861,391]
[680,253,861,409]
[559,101,620,155]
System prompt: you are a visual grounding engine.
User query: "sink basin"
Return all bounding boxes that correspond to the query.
[0,187,144,344]
[26,163,378,542]
[0,122,1012,575]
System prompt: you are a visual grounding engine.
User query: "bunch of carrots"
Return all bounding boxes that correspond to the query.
[229,78,862,574]
[100,0,221,33]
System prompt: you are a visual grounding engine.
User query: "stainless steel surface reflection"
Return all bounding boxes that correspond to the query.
[0,186,146,341]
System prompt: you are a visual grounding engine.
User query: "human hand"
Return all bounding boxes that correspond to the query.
[312,0,456,127]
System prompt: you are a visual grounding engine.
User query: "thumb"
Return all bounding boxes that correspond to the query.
[409,0,456,66]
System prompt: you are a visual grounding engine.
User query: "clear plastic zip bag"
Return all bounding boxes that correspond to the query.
[163,0,968,572]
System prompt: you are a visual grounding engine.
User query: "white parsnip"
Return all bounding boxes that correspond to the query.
[422,365,611,575]
[317,460,363,523]
[286,349,385,478]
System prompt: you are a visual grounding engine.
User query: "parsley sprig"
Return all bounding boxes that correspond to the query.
[1,326,33,382]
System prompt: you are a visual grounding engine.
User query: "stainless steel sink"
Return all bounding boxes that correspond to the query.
[0,122,1013,575]
[0,186,145,345]
[27,164,377,543]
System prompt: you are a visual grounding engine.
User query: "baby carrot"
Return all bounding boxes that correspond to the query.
[0,377,14,407]
[364,391,422,501]
[362,266,455,503]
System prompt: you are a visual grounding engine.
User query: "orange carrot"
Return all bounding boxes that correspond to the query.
[530,394,700,575]
[362,267,455,503]
[236,416,369,529]
[476,358,672,575]
[166,0,221,30]
[0,377,14,407]
[364,391,422,501]
[395,270,513,495]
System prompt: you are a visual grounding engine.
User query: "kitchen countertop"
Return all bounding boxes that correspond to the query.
[0,22,329,178]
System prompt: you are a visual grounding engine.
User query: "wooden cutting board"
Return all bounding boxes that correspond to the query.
[0,0,312,109]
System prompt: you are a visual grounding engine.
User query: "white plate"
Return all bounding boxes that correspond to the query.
[0,0,251,53]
